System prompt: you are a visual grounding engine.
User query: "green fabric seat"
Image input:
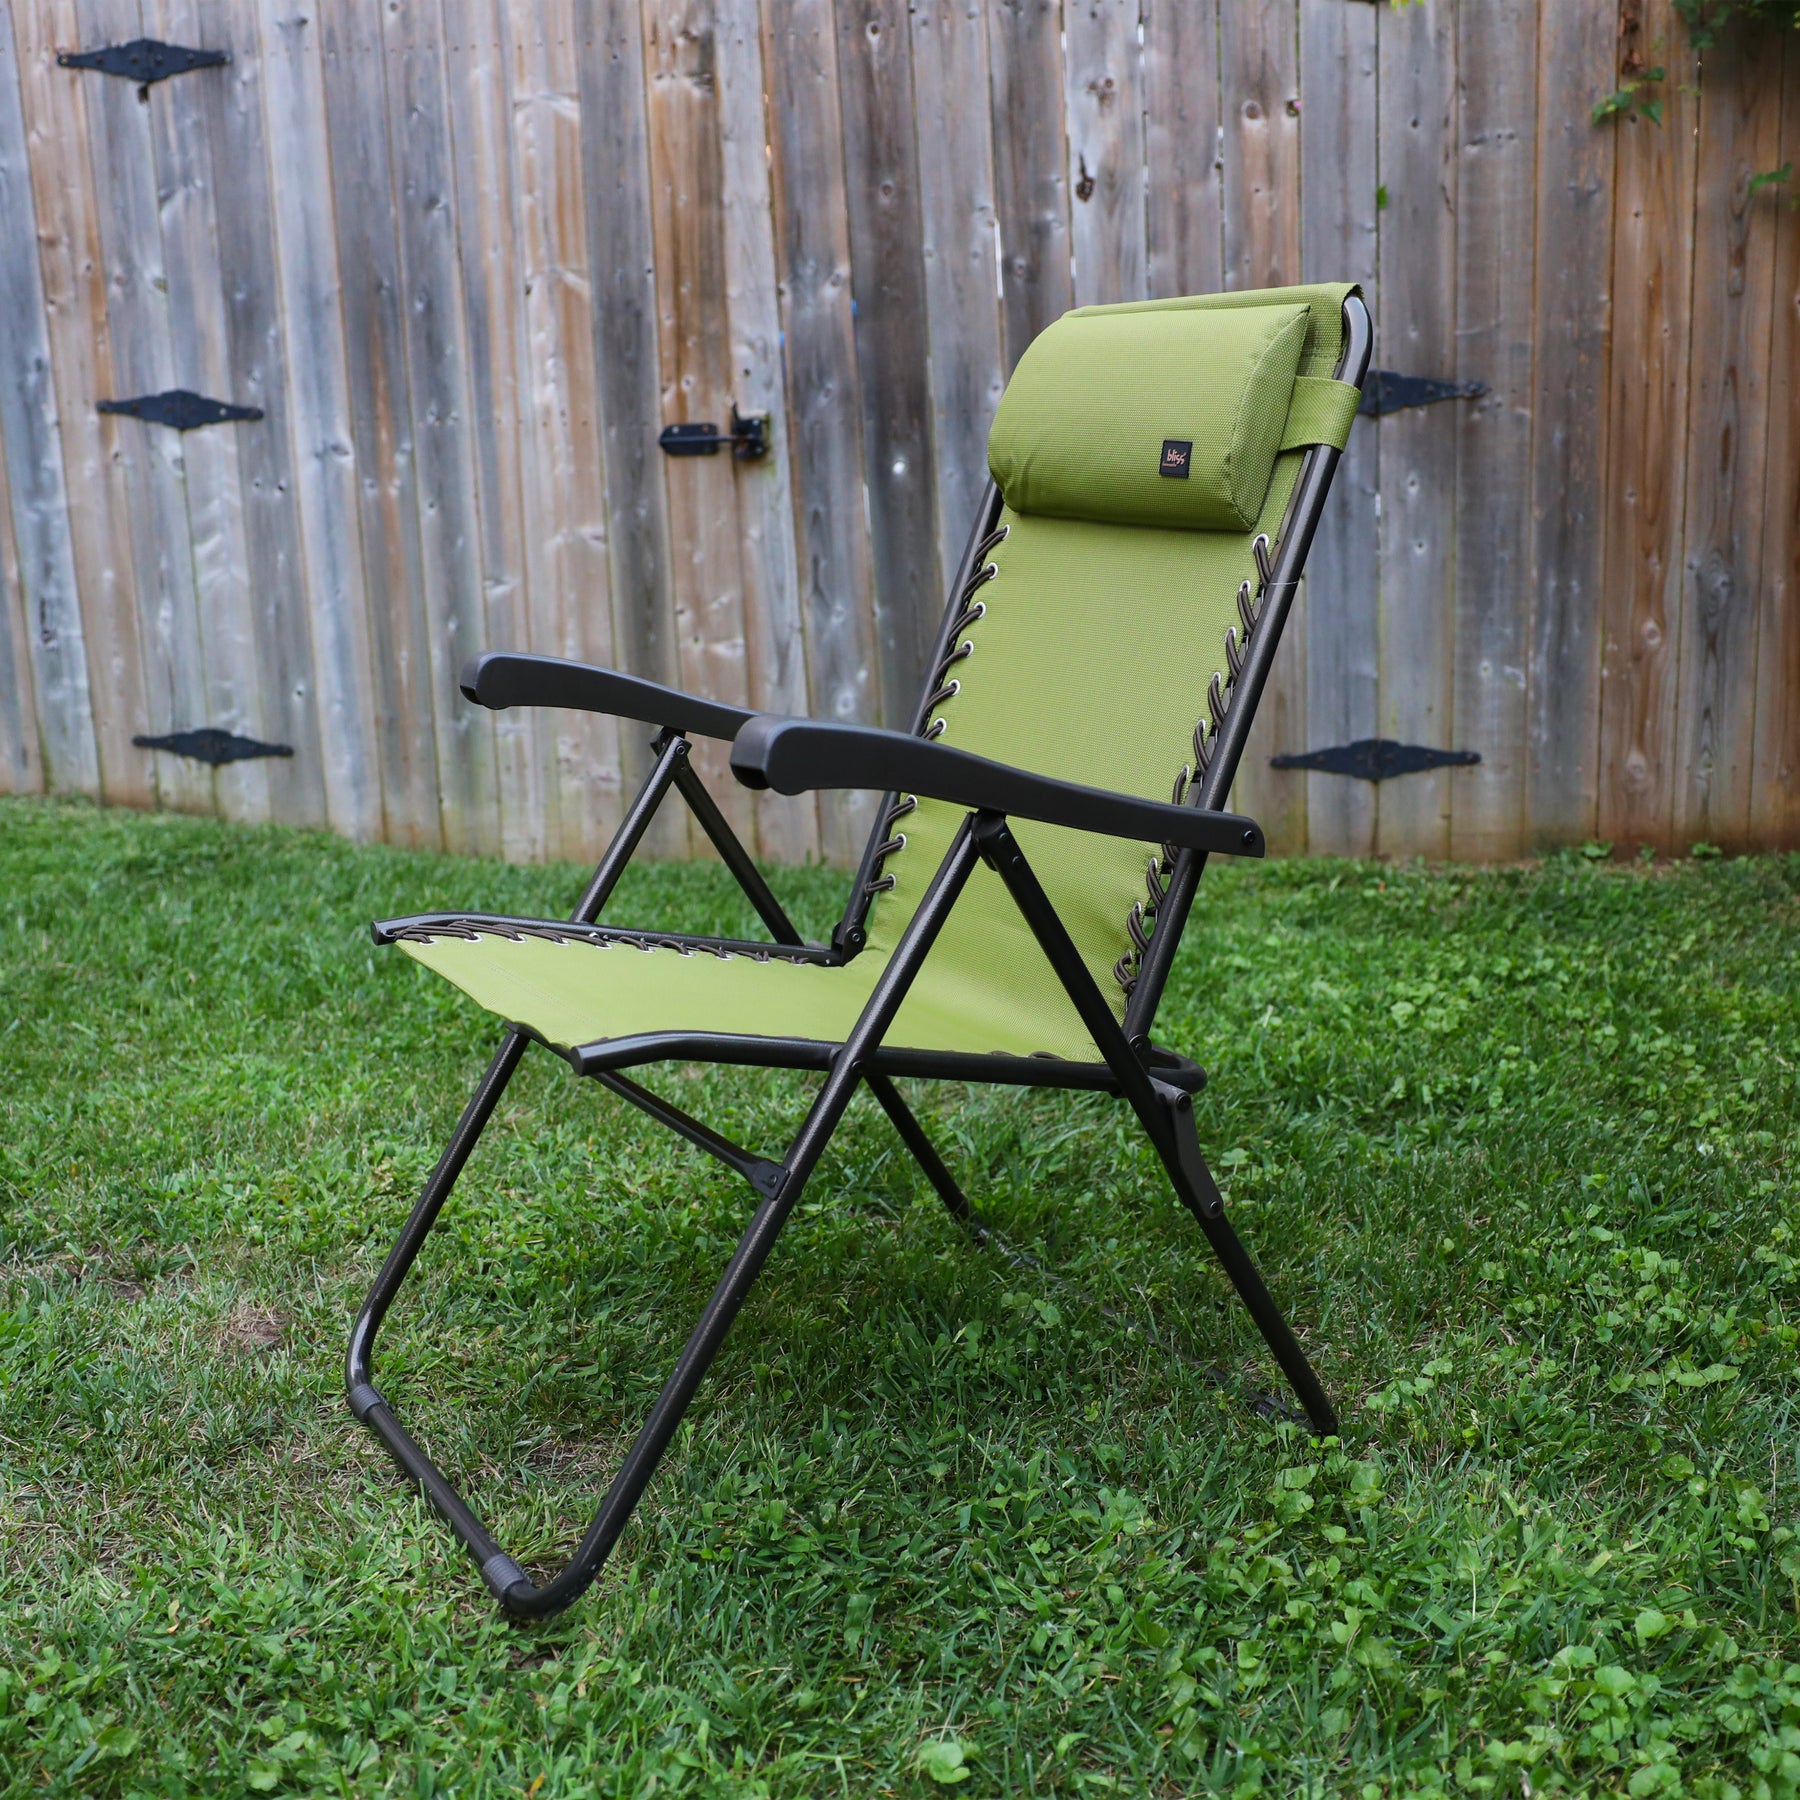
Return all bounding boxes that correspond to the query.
[399,283,1359,1070]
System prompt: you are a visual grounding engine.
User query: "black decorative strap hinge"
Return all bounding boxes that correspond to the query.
[58,40,229,84]
[1270,739,1480,782]
[99,391,263,431]
[658,404,769,460]
[1358,371,1487,417]
[134,729,293,766]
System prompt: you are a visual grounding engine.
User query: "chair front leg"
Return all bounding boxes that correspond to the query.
[349,820,984,1619]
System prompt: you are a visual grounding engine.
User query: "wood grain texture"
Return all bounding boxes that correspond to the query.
[1144,0,1223,300]
[4,0,1798,865]
[1063,0,1146,307]
[1221,0,1307,853]
[381,0,502,855]
[196,6,327,827]
[319,0,440,846]
[1748,34,1800,847]
[1448,0,1537,862]
[762,0,878,860]
[0,322,37,792]
[835,0,939,727]
[641,0,756,838]
[148,0,269,826]
[1220,1,1300,293]
[1671,25,1783,852]
[1597,0,1699,854]
[439,0,539,859]
[0,0,100,794]
[256,0,383,841]
[78,0,211,815]
[985,0,1071,369]
[1525,0,1615,849]
[714,0,817,862]
[507,0,623,864]
[575,0,688,859]
[909,0,1005,623]
[1298,0,1377,858]
[1375,0,1458,861]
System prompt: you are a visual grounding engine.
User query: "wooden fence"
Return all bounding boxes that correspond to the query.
[0,0,1796,864]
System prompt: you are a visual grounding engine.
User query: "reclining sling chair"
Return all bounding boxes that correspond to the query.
[349,283,1373,1620]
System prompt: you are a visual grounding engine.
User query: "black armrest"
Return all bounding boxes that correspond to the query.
[730,716,1264,858]
[459,653,753,742]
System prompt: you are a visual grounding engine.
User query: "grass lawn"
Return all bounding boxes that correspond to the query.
[1,795,1796,1798]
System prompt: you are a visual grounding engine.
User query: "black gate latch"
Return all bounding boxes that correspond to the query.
[58,40,229,84]
[658,405,769,460]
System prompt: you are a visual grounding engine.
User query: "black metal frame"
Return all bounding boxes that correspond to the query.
[348,294,1374,1621]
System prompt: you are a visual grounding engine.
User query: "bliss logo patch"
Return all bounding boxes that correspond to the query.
[1159,439,1192,479]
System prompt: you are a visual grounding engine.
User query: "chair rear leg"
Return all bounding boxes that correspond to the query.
[1150,1093,1338,1435]
[866,1074,978,1226]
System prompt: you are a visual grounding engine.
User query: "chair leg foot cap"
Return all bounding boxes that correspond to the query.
[481,1552,529,1600]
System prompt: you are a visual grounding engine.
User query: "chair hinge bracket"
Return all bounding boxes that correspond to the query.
[1149,1078,1223,1217]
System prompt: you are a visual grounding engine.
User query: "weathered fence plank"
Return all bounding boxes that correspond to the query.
[909,0,1005,628]
[762,0,878,860]
[1597,0,1700,853]
[714,0,815,861]
[985,0,1071,370]
[1376,0,1458,862]
[78,0,212,816]
[1525,0,1616,849]
[440,0,540,861]
[507,0,623,863]
[642,0,757,838]
[1749,35,1800,846]
[0,340,36,792]
[834,0,939,726]
[1063,0,1146,309]
[1222,0,1307,854]
[1671,24,1784,852]
[319,0,442,847]
[1449,0,1537,862]
[1145,0,1223,301]
[383,0,503,856]
[256,0,383,841]
[1298,0,1378,858]
[0,0,103,797]
[198,10,328,828]
[576,0,689,858]
[149,0,269,826]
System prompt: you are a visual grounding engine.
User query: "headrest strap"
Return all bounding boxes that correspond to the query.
[1280,376,1362,452]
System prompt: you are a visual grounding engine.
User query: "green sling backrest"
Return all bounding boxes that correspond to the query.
[390,283,1360,1070]
[854,283,1360,1057]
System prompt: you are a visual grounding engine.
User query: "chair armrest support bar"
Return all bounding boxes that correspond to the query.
[461,652,754,743]
[729,716,1264,858]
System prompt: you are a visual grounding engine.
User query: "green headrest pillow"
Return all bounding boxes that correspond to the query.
[987,301,1310,531]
